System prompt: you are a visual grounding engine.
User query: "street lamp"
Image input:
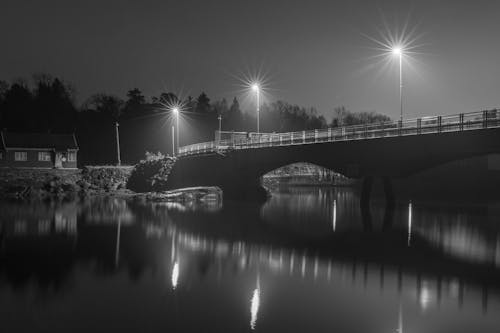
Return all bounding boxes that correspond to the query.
[217,114,222,145]
[392,46,404,122]
[251,83,260,133]
[172,107,179,155]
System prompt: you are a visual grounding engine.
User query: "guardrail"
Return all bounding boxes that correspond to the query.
[178,109,500,157]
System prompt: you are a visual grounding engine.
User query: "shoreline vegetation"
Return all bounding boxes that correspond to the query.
[0,166,222,203]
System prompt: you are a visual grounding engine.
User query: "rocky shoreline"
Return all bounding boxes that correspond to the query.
[0,166,222,203]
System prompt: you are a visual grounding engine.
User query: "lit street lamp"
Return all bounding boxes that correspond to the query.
[392,46,404,122]
[172,107,179,155]
[252,83,260,133]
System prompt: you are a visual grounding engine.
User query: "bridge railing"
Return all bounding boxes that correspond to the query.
[178,109,500,157]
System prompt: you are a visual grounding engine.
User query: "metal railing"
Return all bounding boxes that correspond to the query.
[178,109,500,157]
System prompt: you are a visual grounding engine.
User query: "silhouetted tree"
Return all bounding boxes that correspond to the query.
[33,74,77,132]
[225,97,243,130]
[195,92,211,113]
[330,106,390,127]
[84,94,124,121]
[212,98,228,116]
[152,92,178,106]
[2,81,34,131]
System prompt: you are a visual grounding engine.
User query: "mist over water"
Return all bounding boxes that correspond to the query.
[0,187,499,332]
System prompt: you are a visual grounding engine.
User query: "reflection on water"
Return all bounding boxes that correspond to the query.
[0,188,500,332]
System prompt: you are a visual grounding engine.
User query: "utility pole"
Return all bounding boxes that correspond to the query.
[218,114,222,143]
[115,122,121,166]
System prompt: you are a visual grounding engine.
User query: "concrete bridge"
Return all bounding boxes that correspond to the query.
[166,110,500,200]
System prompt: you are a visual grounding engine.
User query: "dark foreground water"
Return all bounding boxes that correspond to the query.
[1,187,500,333]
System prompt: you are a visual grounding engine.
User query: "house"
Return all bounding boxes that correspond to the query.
[0,131,78,168]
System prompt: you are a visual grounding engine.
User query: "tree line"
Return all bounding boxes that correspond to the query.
[0,75,390,165]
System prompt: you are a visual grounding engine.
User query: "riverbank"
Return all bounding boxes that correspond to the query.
[0,167,221,203]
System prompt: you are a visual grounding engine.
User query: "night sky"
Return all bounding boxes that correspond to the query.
[2,0,500,120]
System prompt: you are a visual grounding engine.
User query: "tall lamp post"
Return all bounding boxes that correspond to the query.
[252,83,260,133]
[172,107,179,156]
[218,114,222,144]
[392,46,404,122]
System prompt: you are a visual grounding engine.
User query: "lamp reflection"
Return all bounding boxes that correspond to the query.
[408,201,412,247]
[332,199,337,232]
[171,261,179,290]
[250,277,261,330]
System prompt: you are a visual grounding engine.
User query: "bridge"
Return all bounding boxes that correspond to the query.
[166,110,500,200]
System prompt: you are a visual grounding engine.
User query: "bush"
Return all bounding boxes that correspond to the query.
[127,152,176,192]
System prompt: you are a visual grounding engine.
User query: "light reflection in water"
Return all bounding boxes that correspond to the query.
[250,277,261,330]
[1,190,500,332]
[398,304,403,333]
[418,280,436,311]
[332,199,337,232]
[171,261,179,290]
[408,201,413,247]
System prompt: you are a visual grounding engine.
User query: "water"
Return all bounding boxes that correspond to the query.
[1,187,500,332]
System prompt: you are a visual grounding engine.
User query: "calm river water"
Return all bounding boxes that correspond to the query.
[1,187,500,332]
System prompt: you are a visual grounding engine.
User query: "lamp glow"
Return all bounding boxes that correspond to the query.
[392,46,402,56]
[251,83,261,133]
[172,107,180,156]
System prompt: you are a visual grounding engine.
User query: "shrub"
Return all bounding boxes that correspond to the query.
[127,152,176,192]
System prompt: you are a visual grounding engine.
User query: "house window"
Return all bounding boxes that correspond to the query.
[68,151,77,162]
[14,152,27,161]
[38,151,51,162]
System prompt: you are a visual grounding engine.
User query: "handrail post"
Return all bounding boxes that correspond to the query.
[328,128,332,141]
[314,129,318,143]
[303,131,306,144]
[280,134,283,145]
[437,116,442,133]
[459,113,464,131]
[364,125,368,138]
[398,120,402,136]
[417,118,422,134]
[483,110,488,128]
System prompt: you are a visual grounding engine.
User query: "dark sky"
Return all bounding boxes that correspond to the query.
[2,0,500,120]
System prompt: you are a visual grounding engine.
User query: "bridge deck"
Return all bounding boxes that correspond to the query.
[178,109,500,157]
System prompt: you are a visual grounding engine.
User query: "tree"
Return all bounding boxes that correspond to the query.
[330,106,390,127]
[2,81,34,131]
[84,94,124,121]
[125,88,145,107]
[0,80,10,126]
[123,88,147,118]
[212,98,228,116]
[33,75,77,131]
[152,92,178,106]
[195,92,211,113]
[226,97,243,130]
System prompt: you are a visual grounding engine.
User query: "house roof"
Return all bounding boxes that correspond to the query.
[0,131,78,150]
